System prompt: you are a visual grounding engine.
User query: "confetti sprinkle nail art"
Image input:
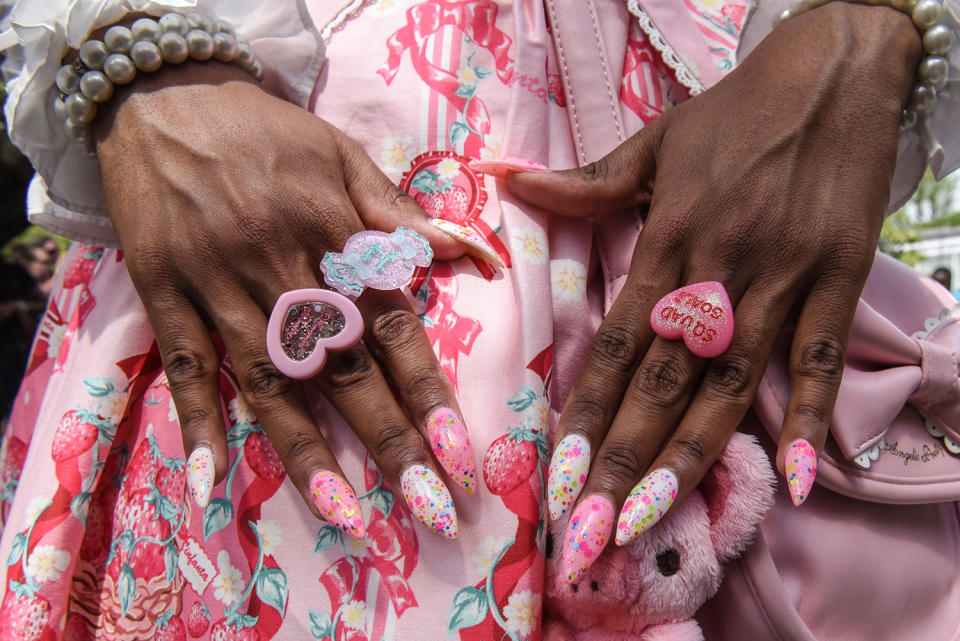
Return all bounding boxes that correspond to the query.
[186,447,214,509]
[547,434,591,521]
[561,495,614,583]
[785,438,817,506]
[401,464,458,539]
[426,408,478,493]
[616,468,678,546]
[310,470,366,538]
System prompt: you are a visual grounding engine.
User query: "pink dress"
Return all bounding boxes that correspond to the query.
[3,2,960,641]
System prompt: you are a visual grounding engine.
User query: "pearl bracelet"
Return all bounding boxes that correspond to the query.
[774,0,955,128]
[53,11,263,152]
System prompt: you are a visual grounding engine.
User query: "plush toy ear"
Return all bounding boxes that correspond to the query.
[699,432,776,562]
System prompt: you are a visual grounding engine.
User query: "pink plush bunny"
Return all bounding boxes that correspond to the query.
[543,432,776,641]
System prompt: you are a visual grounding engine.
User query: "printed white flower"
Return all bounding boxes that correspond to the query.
[503,590,541,639]
[46,324,66,359]
[510,227,548,265]
[550,259,587,301]
[436,157,461,181]
[213,550,244,606]
[255,519,282,556]
[380,134,415,174]
[457,67,477,84]
[340,600,368,629]
[473,536,510,575]
[369,0,403,15]
[26,496,50,523]
[525,397,550,433]
[25,545,70,583]
[168,397,179,425]
[99,389,127,424]
[479,134,503,161]
[228,395,256,425]
[341,534,369,558]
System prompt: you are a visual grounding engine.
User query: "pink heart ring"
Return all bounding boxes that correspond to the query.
[649,281,734,358]
[266,289,364,380]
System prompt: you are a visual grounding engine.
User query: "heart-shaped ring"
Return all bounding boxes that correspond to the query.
[650,281,734,358]
[266,289,364,380]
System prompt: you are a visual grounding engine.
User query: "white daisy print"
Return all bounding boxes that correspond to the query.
[550,259,587,301]
[213,550,244,606]
[228,395,256,425]
[503,590,541,639]
[380,134,415,175]
[254,519,282,556]
[26,545,70,583]
[510,227,548,265]
[340,600,368,629]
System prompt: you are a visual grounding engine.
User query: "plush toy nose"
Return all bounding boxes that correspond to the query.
[590,581,599,592]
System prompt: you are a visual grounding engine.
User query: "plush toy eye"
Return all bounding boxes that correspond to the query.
[545,533,554,559]
[656,548,681,576]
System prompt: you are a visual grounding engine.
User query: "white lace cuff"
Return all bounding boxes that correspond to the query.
[0,0,324,247]
[738,0,960,213]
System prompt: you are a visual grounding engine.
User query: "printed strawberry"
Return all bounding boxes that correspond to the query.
[1,436,27,492]
[153,614,186,641]
[62,612,90,641]
[187,602,211,638]
[547,73,567,107]
[244,431,285,483]
[721,4,745,29]
[80,483,119,566]
[62,249,103,289]
[0,590,51,641]
[111,487,173,578]
[483,428,540,496]
[51,410,99,462]
[210,620,261,641]
[442,185,470,224]
[415,191,446,219]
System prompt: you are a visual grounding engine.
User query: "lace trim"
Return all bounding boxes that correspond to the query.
[911,303,960,456]
[625,0,705,96]
[320,0,376,44]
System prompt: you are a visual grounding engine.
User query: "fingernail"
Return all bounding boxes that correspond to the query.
[426,408,478,493]
[400,464,458,539]
[547,434,591,521]
[430,219,504,268]
[561,495,614,583]
[310,470,366,538]
[469,157,548,179]
[186,447,214,509]
[616,468,678,546]
[785,439,817,506]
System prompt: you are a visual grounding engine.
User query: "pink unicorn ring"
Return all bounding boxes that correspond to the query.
[649,281,734,359]
[266,289,364,380]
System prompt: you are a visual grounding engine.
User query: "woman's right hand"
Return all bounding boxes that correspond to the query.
[96,61,476,539]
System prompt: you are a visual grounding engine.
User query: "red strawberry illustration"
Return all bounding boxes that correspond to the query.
[415,191,446,219]
[483,428,540,495]
[721,4,745,30]
[0,590,51,641]
[62,249,103,289]
[442,185,470,224]
[187,602,211,638]
[547,72,567,107]
[153,615,186,641]
[80,482,120,566]
[62,612,90,641]
[210,620,261,641]
[51,410,99,462]
[244,431,285,483]
[1,436,27,491]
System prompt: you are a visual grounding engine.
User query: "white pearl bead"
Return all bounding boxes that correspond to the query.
[236,42,255,70]
[53,95,67,120]
[64,118,91,145]
[789,0,810,14]
[104,25,134,53]
[923,24,954,55]
[186,29,215,60]
[131,18,162,43]
[55,65,81,94]
[773,8,792,27]
[78,40,109,70]
[185,11,214,34]
[159,12,189,36]
[251,60,264,82]
[130,40,163,72]
[919,56,949,85]
[891,0,919,10]
[212,32,238,62]
[214,20,235,36]
[65,92,97,124]
[80,70,113,102]
[103,53,136,85]
[158,32,189,64]
[910,83,937,111]
[912,0,943,29]
[900,108,918,129]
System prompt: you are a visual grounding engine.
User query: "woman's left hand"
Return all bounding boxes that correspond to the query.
[508,2,921,577]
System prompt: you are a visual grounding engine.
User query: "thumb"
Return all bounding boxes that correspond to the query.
[506,117,664,217]
[334,132,469,262]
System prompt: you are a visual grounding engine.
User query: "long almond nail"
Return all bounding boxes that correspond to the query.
[400,464,458,539]
[561,495,614,583]
[426,408,478,493]
[547,434,590,521]
[616,468,677,546]
[785,439,817,506]
[430,219,504,267]
[186,447,214,509]
[469,157,548,178]
[310,471,366,538]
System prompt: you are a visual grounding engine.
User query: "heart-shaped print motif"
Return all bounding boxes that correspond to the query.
[649,281,733,358]
[266,289,363,380]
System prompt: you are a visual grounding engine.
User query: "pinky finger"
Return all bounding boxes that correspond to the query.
[148,294,228,509]
[777,282,856,506]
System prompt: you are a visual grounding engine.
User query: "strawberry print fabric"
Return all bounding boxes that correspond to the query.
[0,1,749,639]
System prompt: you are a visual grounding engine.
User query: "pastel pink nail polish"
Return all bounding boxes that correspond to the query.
[469,156,548,179]
[547,434,591,521]
[430,219,504,268]
[426,408,478,493]
[310,470,366,538]
[616,468,678,546]
[561,495,614,583]
[785,438,817,506]
[400,464,458,539]
[650,281,734,358]
[186,447,214,509]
